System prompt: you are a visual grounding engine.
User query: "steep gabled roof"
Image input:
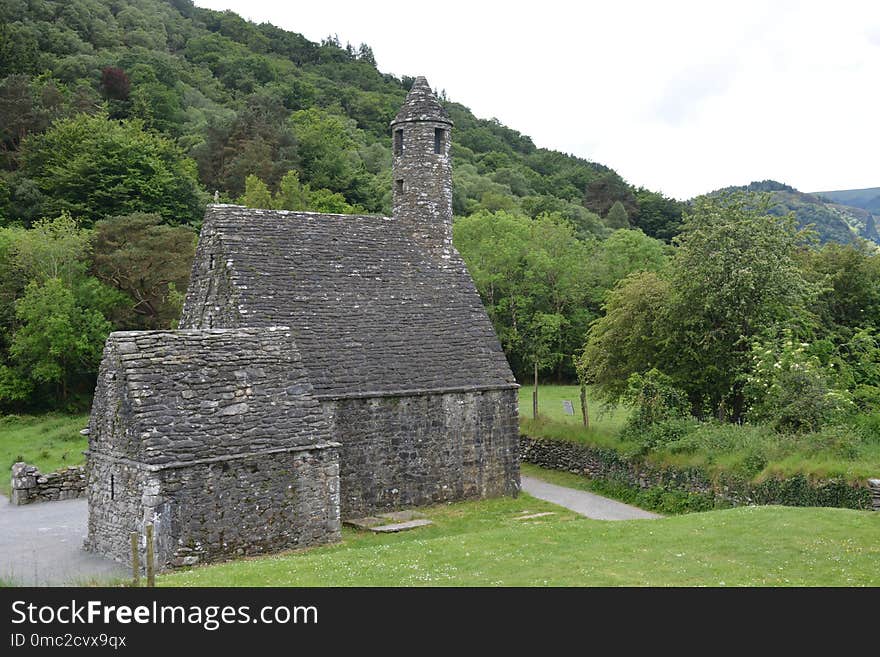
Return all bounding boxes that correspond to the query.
[88,328,334,466]
[180,205,517,398]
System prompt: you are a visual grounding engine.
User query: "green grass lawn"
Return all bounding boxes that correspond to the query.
[518,384,634,451]
[0,414,89,495]
[518,384,630,428]
[161,492,880,587]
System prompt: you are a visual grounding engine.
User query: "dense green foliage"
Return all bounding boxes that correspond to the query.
[581,194,880,431]
[0,0,689,409]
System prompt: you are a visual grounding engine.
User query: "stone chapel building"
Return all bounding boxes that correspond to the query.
[85,77,520,569]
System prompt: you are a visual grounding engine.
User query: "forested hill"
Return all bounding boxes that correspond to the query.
[815,187,880,214]
[707,180,880,247]
[0,0,684,240]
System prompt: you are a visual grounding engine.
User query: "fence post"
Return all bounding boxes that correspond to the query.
[130,531,140,587]
[145,523,155,587]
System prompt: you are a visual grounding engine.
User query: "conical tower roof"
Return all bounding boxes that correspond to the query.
[391,76,452,125]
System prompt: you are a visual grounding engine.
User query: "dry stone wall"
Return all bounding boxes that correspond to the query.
[10,463,86,505]
[521,435,876,511]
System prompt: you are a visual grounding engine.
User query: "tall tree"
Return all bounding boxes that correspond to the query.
[91,213,197,330]
[604,200,630,229]
[19,114,206,225]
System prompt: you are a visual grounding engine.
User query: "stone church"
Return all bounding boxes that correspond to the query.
[85,77,520,569]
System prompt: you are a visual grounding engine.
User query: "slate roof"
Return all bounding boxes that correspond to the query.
[180,205,517,398]
[392,76,452,126]
[89,328,334,467]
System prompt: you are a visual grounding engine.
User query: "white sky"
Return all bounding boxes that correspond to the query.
[194,0,880,200]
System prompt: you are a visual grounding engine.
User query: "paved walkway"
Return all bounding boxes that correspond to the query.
[521,475,660,520]
[0,496,126,586]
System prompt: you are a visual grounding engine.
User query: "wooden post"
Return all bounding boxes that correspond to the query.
[145,523,155,588]
[532,361,538,420]
[580,384,590,429]
[130,532,140,587]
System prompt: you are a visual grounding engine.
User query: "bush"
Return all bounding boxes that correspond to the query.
[849,412,880,444]
[745,333,854,432]
[621,369,693,449]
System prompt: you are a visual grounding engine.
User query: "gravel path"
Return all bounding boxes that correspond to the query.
[0,496,126,586]
[521,475,661,520]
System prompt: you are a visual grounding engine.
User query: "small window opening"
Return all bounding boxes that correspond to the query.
[395,179,405,195]
[208,315,213,329]
[434,128,445,154]
[209,254,216,270]
[394,129,403,156]
[110,474,115,500]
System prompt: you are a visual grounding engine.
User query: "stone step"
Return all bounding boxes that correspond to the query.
[344,509,429,530]
[368,519,434,533]
[513,512,556,520]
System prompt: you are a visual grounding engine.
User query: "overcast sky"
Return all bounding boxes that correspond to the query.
[195,0,880,200]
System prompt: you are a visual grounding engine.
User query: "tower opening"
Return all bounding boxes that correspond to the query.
[394,129,403,156]
[395,179,405,194]
[434,128,445,154]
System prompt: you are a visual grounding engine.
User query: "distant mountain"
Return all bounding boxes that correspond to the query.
[707,180,879,247]
[814,187,880,214]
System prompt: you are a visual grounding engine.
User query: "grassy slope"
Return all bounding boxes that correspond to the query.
[161,493,880,587]
[0,414,89,495]
[520,385,880,483]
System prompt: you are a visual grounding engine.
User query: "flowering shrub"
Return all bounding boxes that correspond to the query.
[745,331,854,432]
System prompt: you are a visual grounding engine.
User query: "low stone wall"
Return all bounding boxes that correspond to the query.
[520,435,876,511]
[11,462,87,505]
[870,479,880,511]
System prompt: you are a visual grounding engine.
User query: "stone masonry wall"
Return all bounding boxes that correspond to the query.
[86,445,340,569]
[325,387,520,519]
[521,435,876,511]
[10,462,86,505]
[86,328,341,569]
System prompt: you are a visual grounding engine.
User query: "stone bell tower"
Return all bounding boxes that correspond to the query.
[390,76,454,250]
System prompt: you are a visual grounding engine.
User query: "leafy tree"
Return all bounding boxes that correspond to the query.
[100,66,131,100]
[237,171,360,214]
[579,271,671,400]
[632,188,684,242]
[664,194,816,418]
[581,193,816,420]
[604,200,630,229]
[289,107,367,198]
[797,240,880,336]
[19,113,205,225]
[455,210,593,380]
[7,213,91,285]
[273,170,310,210]
[584,172,637,218]
[91,213,197,330]
[4,278,113,405]
[587,228,669,304]
[239,174,273,208]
